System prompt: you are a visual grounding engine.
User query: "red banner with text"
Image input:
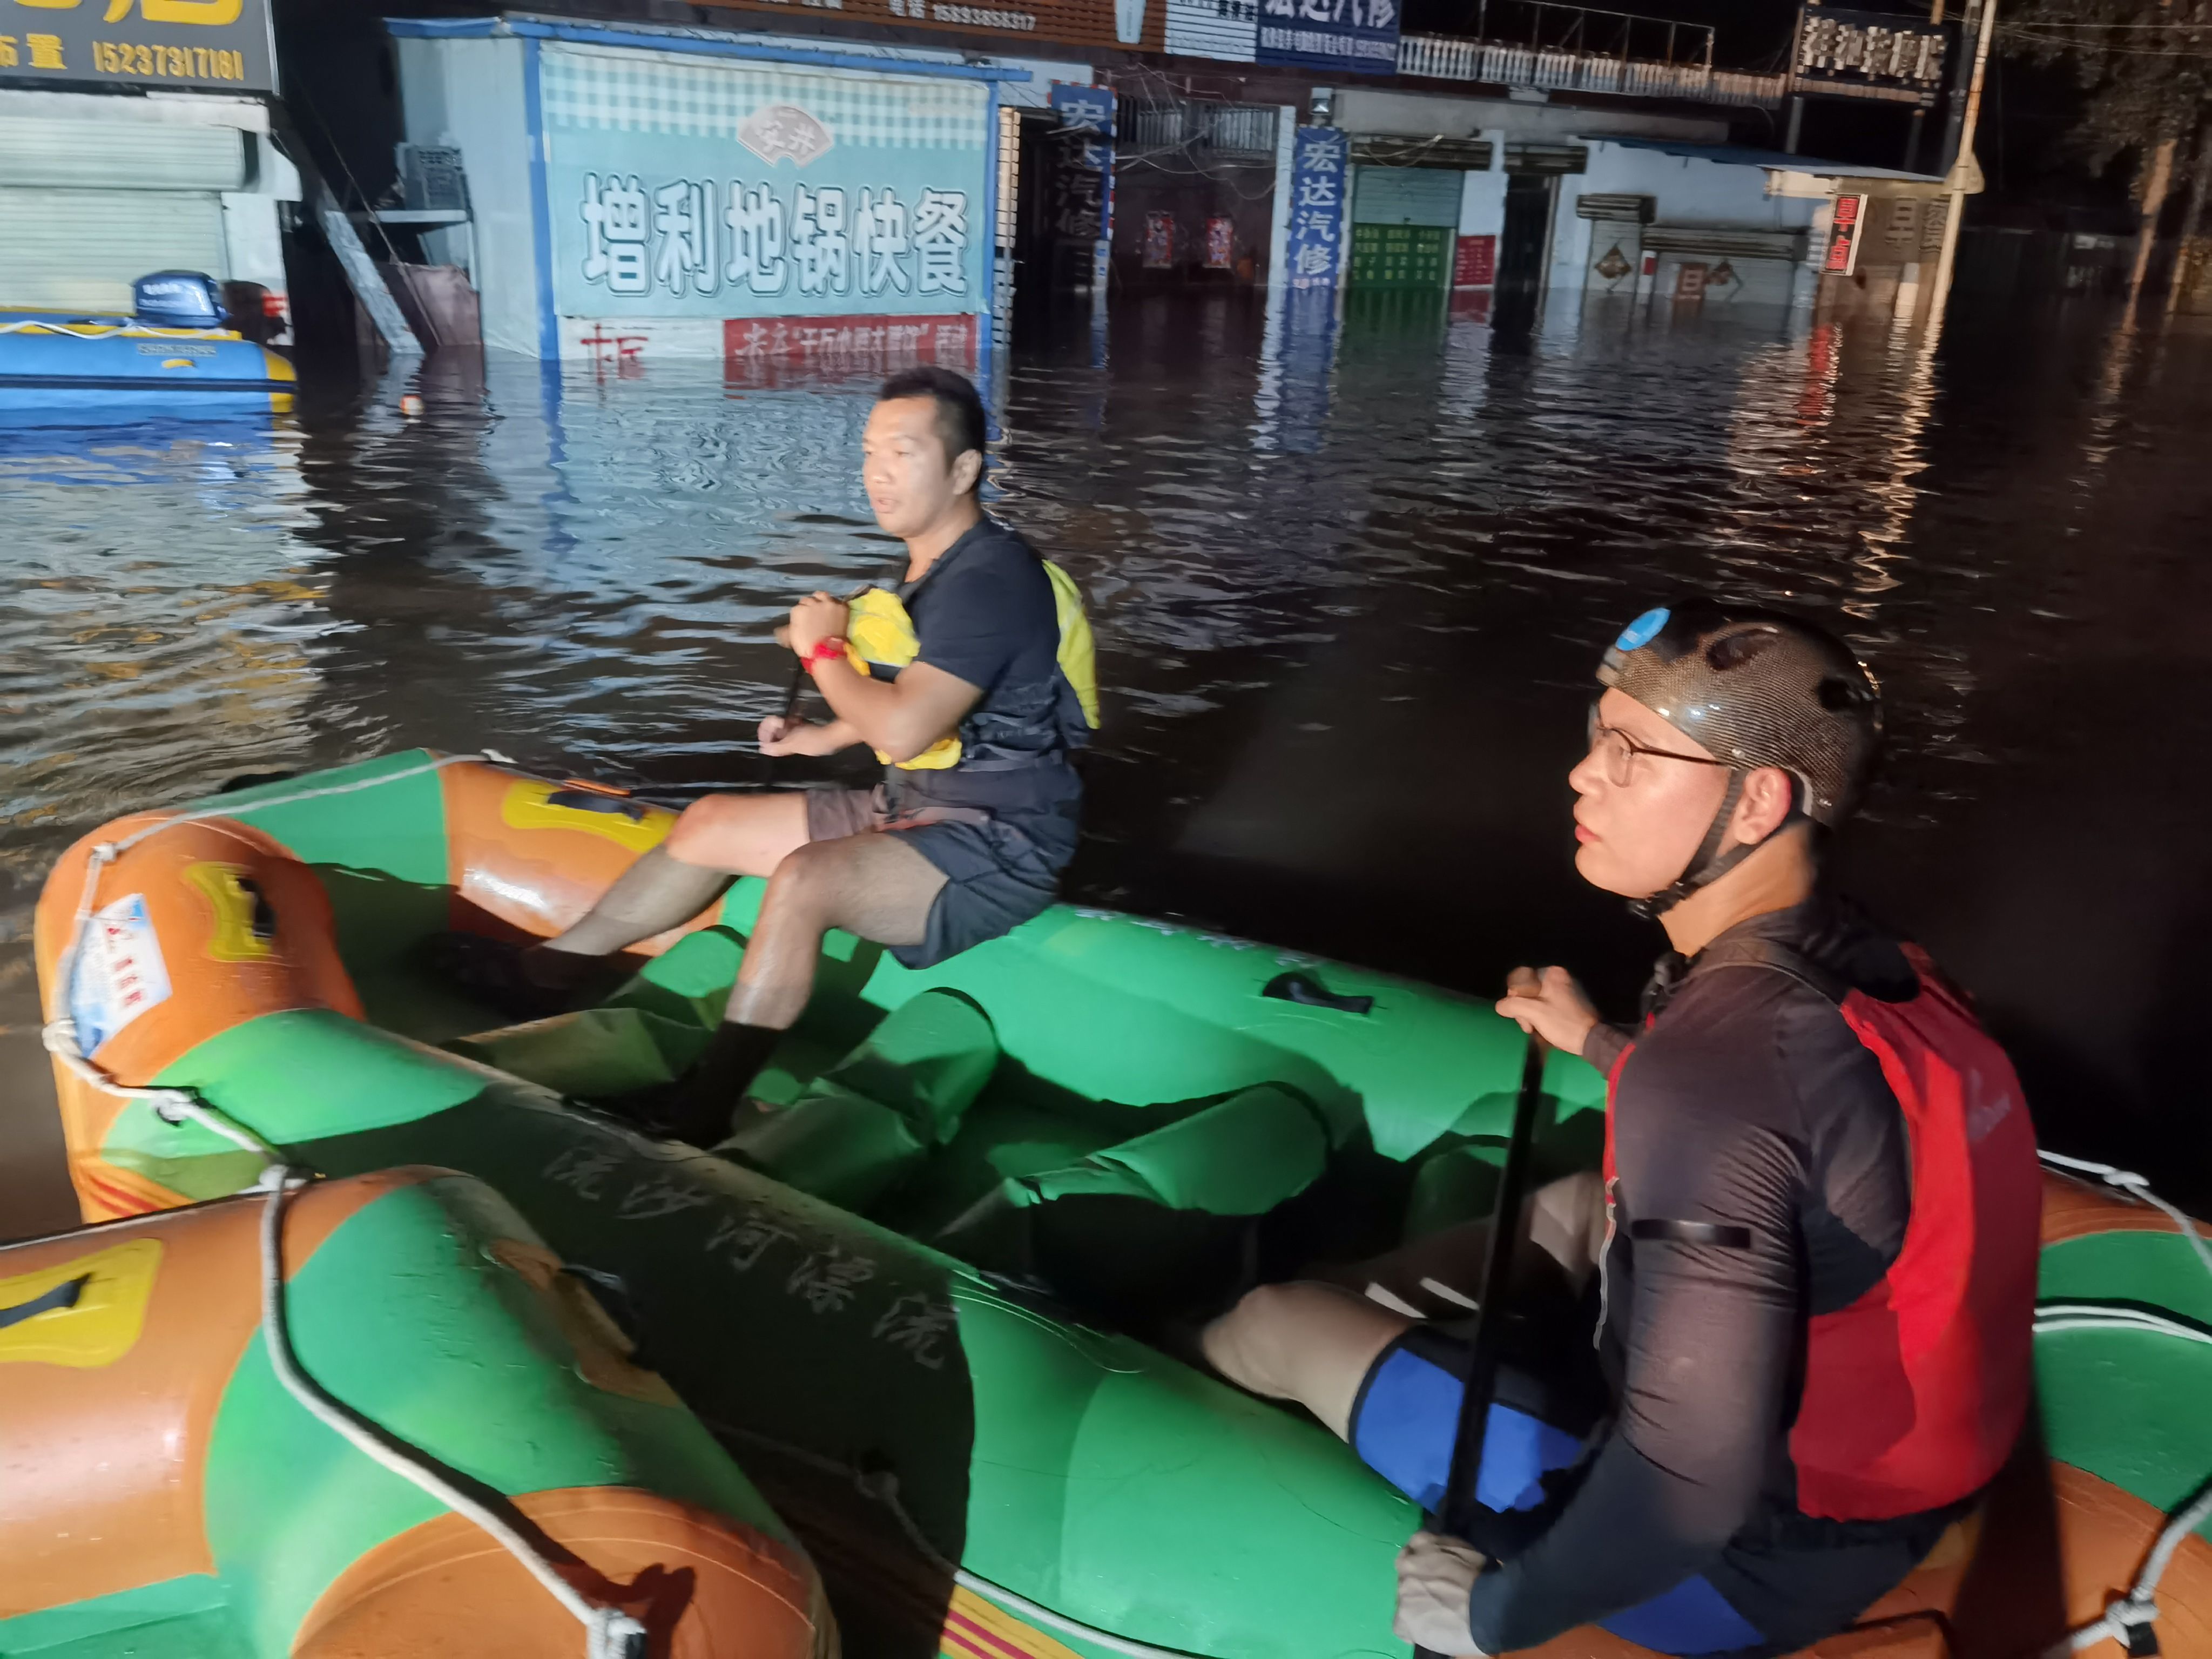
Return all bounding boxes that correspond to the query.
[721,313,976,385]
[1453,234,1497,288]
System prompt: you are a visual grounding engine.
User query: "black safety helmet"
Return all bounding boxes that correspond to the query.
[1596,601,1883,919]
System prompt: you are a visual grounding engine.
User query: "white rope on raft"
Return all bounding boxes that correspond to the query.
[0,320,235,340]
[2039,1150,2212,1658]
[2044,1148,2212,1280]
[44,750,523,1155]
[41,747,650,1659]
[259,1170,647,1659]
[2035,1305,2212,1347]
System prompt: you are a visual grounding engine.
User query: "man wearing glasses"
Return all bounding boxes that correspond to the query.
[1203,602,2041,1657]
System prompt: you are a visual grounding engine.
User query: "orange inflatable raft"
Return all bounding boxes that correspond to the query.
[0,1166,835,1658]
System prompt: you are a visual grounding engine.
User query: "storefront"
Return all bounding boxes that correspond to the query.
[1346,163,1463,292]
[1110,100,1279,289]
[388,16,1098,370]
[0,0,293,320]
[1540,141,1948,315]
[1550,141,1822,308]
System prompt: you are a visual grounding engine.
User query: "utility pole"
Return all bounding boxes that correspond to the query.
[1926,0,1997,332]
[2167,124,2212,315]
[1934,0,1987,180]
[2126,138,2178,310]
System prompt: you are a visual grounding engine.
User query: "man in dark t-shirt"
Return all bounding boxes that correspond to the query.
[453,367,1094,1143]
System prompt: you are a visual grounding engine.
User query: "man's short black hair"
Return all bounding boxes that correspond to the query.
[878,365,987,488]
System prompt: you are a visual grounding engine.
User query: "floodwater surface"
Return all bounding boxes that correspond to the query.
[4,292,2209,1238]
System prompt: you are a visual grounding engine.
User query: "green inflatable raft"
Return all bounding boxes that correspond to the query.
[30,750,2212,1659]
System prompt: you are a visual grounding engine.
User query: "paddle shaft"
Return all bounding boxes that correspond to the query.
[778,659,810,722]
[1415,1029,1550,1659]
[756,659,810,784]
[756,559,906,784]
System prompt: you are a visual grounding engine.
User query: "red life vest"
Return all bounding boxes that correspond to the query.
[1601,941,2041,1522]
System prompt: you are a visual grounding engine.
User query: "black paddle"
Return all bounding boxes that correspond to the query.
[756,657,810,786]
[1415,1023,1551,1659]
[756,559,908,785]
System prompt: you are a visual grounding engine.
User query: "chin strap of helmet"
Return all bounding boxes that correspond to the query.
[1629,771,1797,923]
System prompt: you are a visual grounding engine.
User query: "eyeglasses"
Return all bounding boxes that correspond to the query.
[1586,716,1733,788]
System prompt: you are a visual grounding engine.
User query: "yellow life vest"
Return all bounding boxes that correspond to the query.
[844,563,1099,771]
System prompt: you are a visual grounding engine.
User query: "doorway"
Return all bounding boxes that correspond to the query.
[1492,172,1555,332]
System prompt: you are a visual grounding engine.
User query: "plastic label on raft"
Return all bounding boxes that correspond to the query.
[70,893,172,1056]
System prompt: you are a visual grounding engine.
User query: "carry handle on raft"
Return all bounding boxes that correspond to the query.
[1416,1027,1550,1659]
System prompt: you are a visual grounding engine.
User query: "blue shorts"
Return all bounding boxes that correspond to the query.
[1350,1330,1767,1657]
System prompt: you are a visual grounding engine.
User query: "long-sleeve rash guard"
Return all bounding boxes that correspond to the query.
[1462,900,1965,1655]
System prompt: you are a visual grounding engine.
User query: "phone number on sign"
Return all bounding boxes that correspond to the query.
[93,39,251,79]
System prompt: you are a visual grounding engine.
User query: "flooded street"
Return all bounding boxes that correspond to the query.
[5,293,2209,1238]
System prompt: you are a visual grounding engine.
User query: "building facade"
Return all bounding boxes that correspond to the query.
[0,0,295,322]
[387,15,1107,369]
[355,0,1961,365]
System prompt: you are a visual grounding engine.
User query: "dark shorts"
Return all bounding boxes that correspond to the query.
[804,785,1074,970]
[1349,1326,1770,1657]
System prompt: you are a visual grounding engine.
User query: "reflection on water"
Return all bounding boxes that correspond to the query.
[4,295,2209,1235]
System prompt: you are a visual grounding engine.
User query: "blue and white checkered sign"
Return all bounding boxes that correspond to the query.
[542,43,988,150]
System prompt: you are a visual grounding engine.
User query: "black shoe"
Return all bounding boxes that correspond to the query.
[598,1078,773,1150]
[423,932,584,1023]
[653,1078,763,1149]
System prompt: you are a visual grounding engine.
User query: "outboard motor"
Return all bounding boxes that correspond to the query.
[132,271,228,330]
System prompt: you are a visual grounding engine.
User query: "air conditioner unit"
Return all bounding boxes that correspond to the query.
[397,143,469,214]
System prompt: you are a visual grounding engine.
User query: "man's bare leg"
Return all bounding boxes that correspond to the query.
[1312,1171,1610,1319]
[663,828,947,1143]
[523,793,813,984]
[665,793,815,879]
[1201,1172,1607,1438]
[723,828,945,1025]
[1201,1282,1412,1439]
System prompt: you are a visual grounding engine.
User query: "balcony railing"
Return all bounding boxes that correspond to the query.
[1121,101,1282,161]
[1395,1,1786,110]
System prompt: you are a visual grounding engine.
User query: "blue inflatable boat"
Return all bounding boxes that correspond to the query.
[0,272,294,415]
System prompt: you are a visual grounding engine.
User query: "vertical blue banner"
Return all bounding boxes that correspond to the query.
[1047,82,1115,293]
[1285,126,1351,292]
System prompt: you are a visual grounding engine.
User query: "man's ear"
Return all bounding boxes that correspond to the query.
[950,447,984,496]
[1732,766,1797,844]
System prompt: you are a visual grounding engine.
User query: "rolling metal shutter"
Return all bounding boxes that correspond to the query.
[1638,224,1809,261]
[0,117,247,191]
[0,186,230,312]
[1352,165,1465,226]
[0,117,244,311]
